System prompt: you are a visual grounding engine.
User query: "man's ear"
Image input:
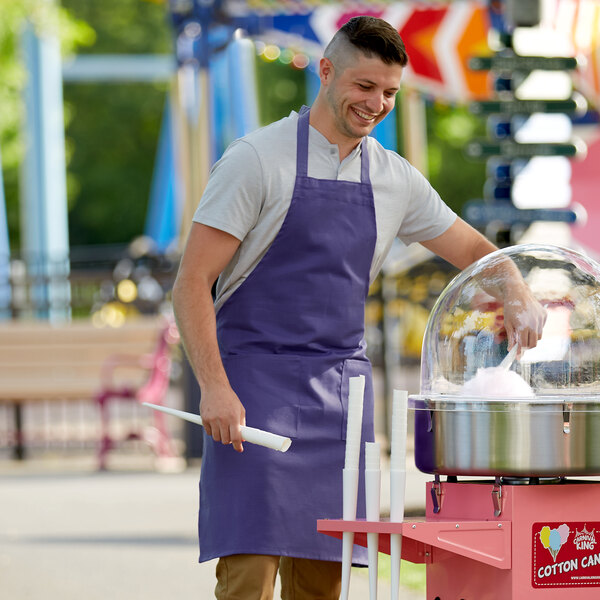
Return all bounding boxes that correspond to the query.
[319,57,334,85]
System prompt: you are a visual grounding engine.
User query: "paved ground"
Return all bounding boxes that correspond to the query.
[0,451,428,600]
[0,365,429,599]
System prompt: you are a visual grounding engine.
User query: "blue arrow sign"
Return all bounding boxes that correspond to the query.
[470,98,583,116]
[465,140,581,159]
[469,54,580,72]
[463,200,581,226]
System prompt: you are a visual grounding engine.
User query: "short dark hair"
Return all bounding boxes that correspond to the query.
[337,16,408,67]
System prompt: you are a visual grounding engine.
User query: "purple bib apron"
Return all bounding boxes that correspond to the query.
[199,107,377,564]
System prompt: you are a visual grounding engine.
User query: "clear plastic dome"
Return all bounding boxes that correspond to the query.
[418,243,600,402]
[411,244,600,476]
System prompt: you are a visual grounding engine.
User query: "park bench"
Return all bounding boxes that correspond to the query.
[0,315,181,468]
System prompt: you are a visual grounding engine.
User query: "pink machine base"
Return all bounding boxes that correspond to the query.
[318,479,600,598]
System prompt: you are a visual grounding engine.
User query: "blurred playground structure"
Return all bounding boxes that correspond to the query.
[1,0,600,463]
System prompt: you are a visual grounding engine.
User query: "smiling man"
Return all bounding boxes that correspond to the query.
[172,15,543,600]
[314,18,405,156]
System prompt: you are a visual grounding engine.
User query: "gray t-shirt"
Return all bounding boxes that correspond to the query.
[193,111,456,311]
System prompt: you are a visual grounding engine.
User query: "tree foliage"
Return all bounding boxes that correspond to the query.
[60,0,172,246]
[0,0,95,247]
[427,101,487,215]
[1,1,485,250]
[0,0,172,248]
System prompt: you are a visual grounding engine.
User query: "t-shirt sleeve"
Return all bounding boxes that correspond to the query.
[397,163,457,245]
[192,139,263,241]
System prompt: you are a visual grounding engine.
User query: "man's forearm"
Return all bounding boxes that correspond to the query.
[421,217,498,271]
[172,275,229,392]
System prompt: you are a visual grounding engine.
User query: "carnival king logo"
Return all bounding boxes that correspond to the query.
[539,524,570,561]
[573,525,597,551]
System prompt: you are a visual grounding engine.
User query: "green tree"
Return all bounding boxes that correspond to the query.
[0,0,94,248]
[427,100,487,215]
[255,56,307,126]
[2,1,486,250]
[60,0,172,246]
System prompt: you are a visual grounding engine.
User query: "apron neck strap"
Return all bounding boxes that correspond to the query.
[296,106,371,184]
[359,137,370,184]
[296,106,311,176]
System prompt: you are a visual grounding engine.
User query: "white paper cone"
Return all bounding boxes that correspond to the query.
[341,531,354,600]
[365,468,381,522]
[389,469,406,600]
[346,421,364,434]
[340,375,366,600]
[390,533,403,600]
[349,374,366,403]
[365,441,380,471]
[389,469,406,523]
[390,392,407,600]
[343,468,360,520]
[344,439,361,449]
[341,467,360,600]
[240,425,292,452]
[390,390,408,470]
[365,464,381,600]
[142,402,291,452]
[367,531,379,600]
[344,376,365,470]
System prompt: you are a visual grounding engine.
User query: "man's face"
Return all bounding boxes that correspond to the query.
[322,52,403,142]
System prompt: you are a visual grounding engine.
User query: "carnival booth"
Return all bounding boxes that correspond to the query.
[320,244,600,599]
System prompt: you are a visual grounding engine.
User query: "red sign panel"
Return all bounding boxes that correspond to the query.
[398,6,448,83]
[532,522,600,588]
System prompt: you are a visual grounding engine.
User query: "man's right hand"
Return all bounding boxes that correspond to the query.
[200,384,246,453]
[172,223,245,453]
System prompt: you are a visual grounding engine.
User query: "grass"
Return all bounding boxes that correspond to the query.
[353,554,426,592]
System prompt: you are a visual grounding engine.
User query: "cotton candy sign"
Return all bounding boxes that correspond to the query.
[532,522,600,588]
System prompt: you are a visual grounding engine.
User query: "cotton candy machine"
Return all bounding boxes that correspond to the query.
[412,243,600,477]
[406,244,600,598]
[319,244,600,598]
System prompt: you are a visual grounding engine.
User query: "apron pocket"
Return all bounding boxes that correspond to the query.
[294,357,374,442]
[296,358,344,441]
[221,354,301,438]
[340,358,375,441]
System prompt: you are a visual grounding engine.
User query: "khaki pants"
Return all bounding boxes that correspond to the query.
[215,554,342,600]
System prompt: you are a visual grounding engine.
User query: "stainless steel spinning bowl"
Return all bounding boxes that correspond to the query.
[412,396,600,477]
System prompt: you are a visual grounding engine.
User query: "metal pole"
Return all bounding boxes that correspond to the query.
[20,16,71,321]
[400,87,428,177]
[227,31,260,138]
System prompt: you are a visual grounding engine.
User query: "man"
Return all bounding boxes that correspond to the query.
[173,16,545,599]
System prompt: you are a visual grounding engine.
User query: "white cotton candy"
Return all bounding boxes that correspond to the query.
[461,366,535,399]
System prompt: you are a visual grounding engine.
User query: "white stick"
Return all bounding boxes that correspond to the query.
[390,390,408,471]
[341,375,365,600]
[345,375,365,469]
[390,390,408,600]
[390,470,406,600]
[341,468,359,600]
[341,530,355,600]
[142,402,291,452]
[365,442,381,600]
